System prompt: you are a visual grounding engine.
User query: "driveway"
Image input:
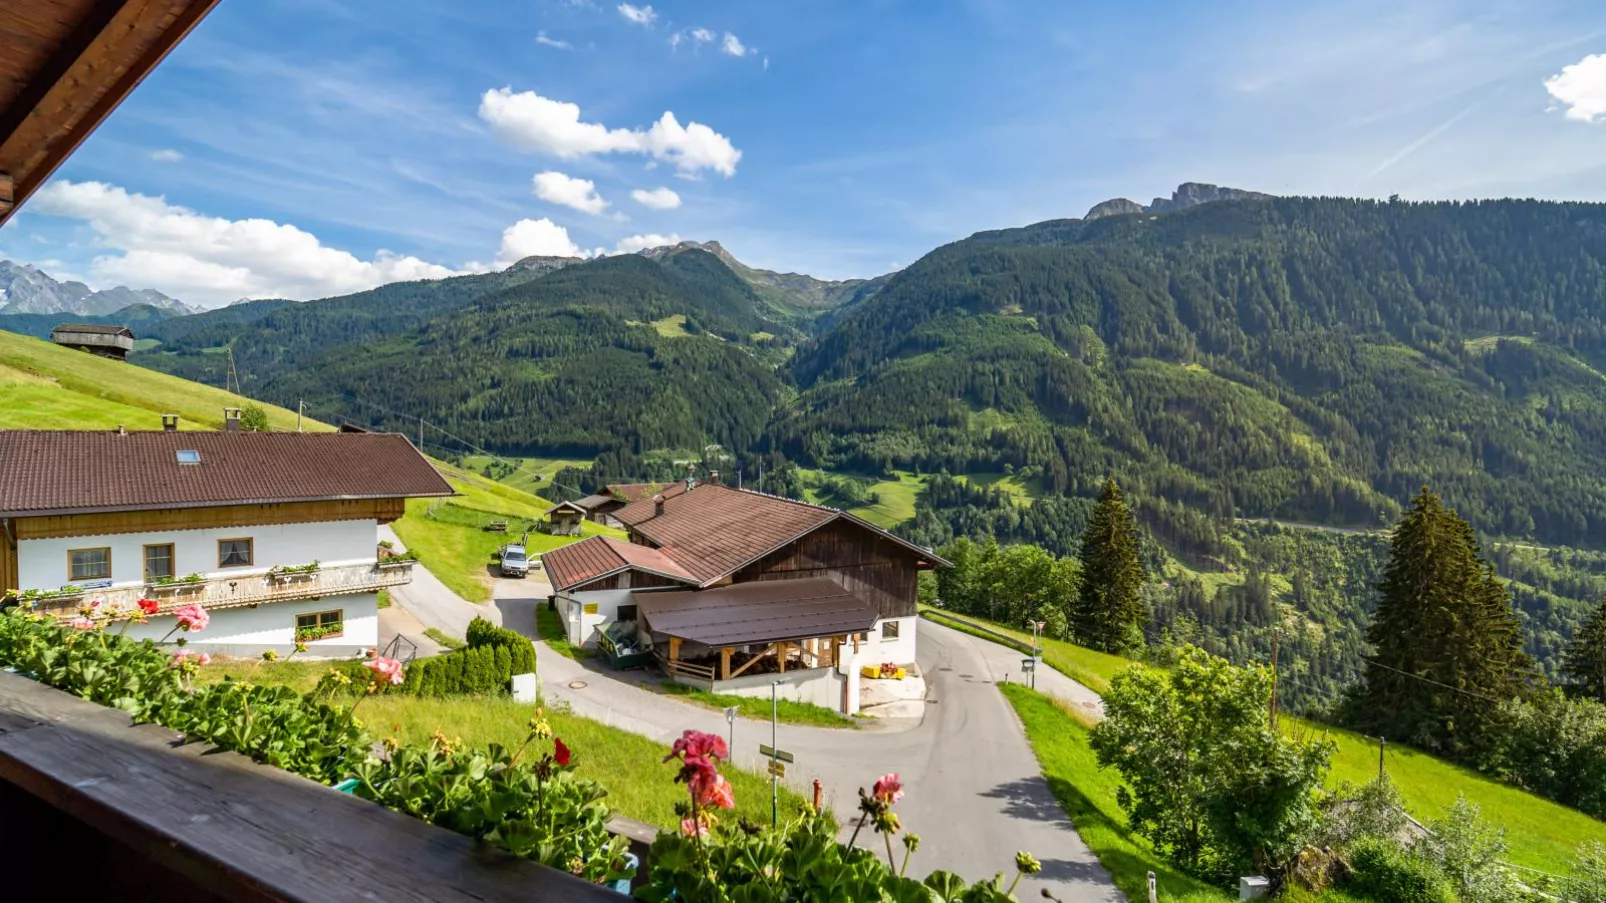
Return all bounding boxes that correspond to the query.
[384,549,1119,901]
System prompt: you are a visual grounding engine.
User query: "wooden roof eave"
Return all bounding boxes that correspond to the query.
[0,0,221,226]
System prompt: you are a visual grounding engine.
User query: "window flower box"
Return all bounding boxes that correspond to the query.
[146,574,205,595]
[268,561,321,583]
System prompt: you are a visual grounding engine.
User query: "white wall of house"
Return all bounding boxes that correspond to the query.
[867,615,917,665]
[120,593,379,657]
[687,666,845,709]
[558,588,637,648]
[17,518,378,591]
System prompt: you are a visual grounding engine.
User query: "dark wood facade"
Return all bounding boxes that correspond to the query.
[729,519,921,620]
[570,569,694,594]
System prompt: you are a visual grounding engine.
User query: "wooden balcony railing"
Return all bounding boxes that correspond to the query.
[29,560,416,619]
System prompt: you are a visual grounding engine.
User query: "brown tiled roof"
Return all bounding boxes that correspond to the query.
[543,535,697,591]
[635,577,879,647]
[612,483,946,586]
[0,430,454,517]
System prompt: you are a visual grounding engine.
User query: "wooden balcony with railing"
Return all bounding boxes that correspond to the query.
[0,668,629,902]
[28,560,417,619]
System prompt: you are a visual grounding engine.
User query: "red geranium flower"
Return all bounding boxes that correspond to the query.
[137,598,160,615]
[554,738,572,766]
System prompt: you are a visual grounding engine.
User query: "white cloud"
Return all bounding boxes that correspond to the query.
[692,28,714,43]
[612,233,681,254]
[722,33,747,57]
[494,218,585,266]
[668,31,682,48]
[478,87,742,176]
[631,186,682,210]
[617,3,656,26]
[536,31,573,50]
[1545,53,1606,123]
[533,171,609,214]
[149,148,183,163]
[29,180,468,307]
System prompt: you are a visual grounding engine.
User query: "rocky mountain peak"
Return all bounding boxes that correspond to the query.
[0,259,193,316]
[1084,182,1274,221]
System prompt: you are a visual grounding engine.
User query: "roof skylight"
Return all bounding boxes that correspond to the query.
[176,449,201,465]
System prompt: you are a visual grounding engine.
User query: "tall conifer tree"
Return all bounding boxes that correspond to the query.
[1563,598,1606,703]
[1355,488,1531,760]
[1074,477,1146,654]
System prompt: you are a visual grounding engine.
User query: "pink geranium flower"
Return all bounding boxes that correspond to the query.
[680,817,708,839]
[137,598,160,615]
[873,772,904,805]
[70,617,95,631]
[173,605,209,632]
[692,772,736,810]
[663,729,728,764]
[196,653,212,666]
[363,654,405,686]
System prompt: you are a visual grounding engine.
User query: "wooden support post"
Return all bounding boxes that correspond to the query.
[776,642,787,674]
[720,647,732,681]
[668,637,681,663]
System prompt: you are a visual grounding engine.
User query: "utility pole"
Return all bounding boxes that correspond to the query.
[296,399,304,432]
[1378,736,1386,780]
[770,681,780,829]
[417,415,424,450]
[1268,629,1280,730]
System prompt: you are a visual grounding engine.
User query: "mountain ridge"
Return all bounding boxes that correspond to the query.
[0,259,194,316]
[1083,181,1275,220]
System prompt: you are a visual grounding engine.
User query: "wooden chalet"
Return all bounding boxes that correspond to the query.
[542,478,947,712]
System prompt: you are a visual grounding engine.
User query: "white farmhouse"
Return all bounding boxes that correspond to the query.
[0,428,453,656]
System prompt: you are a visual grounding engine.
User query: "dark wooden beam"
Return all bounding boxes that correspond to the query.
[0,170,12,214]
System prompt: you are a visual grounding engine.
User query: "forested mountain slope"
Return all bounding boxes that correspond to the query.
[134,266,561,393]
[264,250,793,455]
[784,197,1606,550]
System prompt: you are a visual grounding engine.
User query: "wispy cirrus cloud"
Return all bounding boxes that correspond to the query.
[536,31,573,50]
[617,3,655,26]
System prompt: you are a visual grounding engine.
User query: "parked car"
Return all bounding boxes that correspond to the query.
[499,543,529,578]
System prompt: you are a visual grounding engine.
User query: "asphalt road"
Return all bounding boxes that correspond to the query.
[380,532,1119,901]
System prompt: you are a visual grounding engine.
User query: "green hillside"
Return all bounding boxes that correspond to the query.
[0,330,323,431]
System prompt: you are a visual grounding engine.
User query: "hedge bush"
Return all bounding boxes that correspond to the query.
[401,617,536,697]
[1348,838,1459,903]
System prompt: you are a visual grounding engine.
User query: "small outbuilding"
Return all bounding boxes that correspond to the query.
[50,324,135,360]
[544,500,587,536]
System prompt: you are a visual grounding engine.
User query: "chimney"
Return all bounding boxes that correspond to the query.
[653,493,665,517]
[116,424,126,436]
[161,413,179,432]
[223,407,242,432]
[708,470,721,486]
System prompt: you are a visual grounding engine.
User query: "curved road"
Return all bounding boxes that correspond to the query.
[382,532,1118,901]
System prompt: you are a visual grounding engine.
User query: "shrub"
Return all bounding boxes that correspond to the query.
[1570,841,1606,903]
[1416,796,1521,903]
[465,615,536,675]
[1348,838,1459,903]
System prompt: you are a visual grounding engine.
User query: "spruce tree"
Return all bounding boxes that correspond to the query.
[1355,488,1531,760]
[1073,477,1146,654]
[1563,598,1606,703]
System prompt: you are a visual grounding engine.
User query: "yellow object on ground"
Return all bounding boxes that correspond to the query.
[861,665,907,680]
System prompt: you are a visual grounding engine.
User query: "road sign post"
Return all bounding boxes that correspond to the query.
[770,681,779,828]
[723,705,737,759]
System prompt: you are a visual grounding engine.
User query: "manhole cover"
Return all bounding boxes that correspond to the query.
[567,680,588,690]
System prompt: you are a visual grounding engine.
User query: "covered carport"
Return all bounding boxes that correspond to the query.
[639,577,879,710]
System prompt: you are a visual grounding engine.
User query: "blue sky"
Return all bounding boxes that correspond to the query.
[3,0,1606,307]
